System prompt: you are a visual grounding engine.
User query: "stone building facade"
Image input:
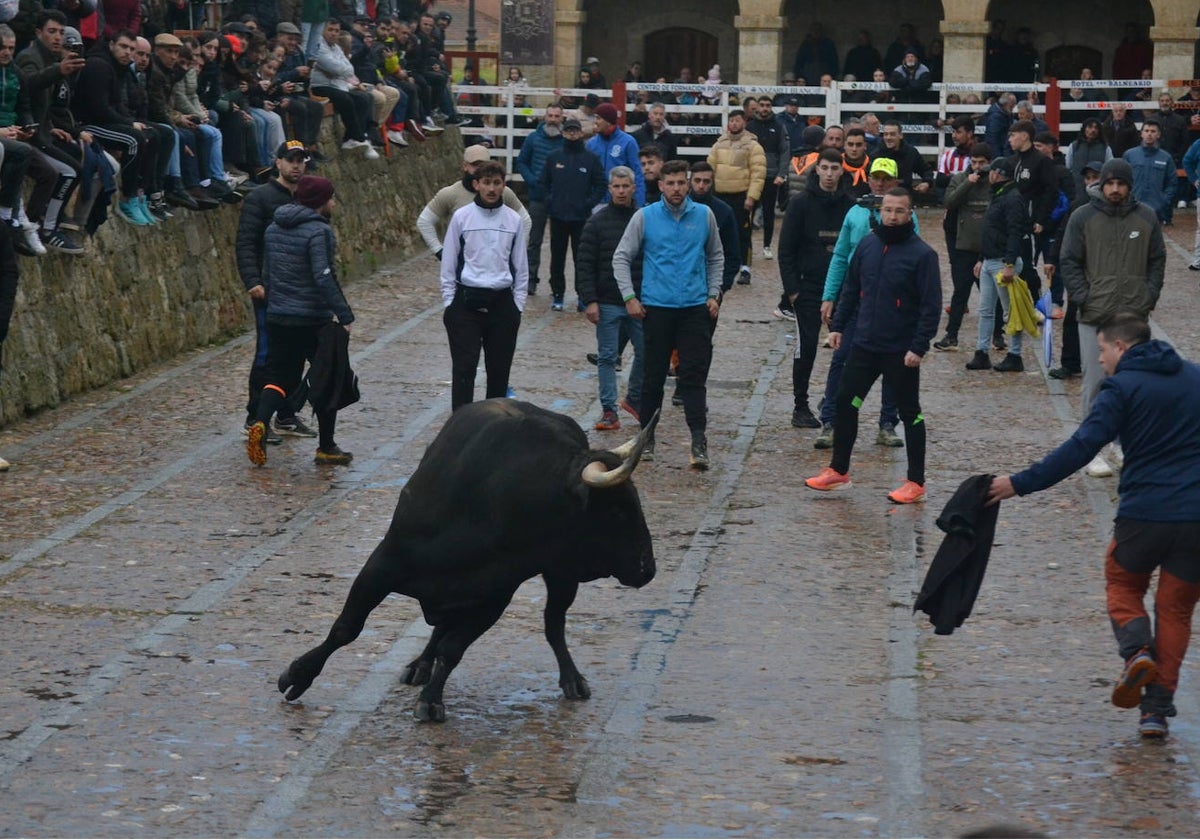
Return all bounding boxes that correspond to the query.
[550,0,1198,88]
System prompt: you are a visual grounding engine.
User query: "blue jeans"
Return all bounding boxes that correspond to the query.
[977,257,1023,355]
[820,314,900,429]
[596,303,644,411]
[196,123,224,181]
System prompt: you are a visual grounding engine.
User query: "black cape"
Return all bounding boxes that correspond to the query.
[301,322,360,414]
[914,474,999,635]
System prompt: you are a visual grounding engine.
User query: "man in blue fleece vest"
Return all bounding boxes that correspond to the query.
[988,313,1200,741]
[612,159,723,470]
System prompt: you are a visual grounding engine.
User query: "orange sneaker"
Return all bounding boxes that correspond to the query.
[887,480,926,504]
[246,421,267,466]
[805,467,851,491]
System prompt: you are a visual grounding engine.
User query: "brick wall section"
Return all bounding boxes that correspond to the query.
[0,129,464,424]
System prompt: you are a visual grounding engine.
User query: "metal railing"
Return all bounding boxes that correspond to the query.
[451,78,1200,181]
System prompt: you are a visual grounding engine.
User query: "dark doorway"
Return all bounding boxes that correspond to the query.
[1045,45,1105,79]
[643,27,718,83]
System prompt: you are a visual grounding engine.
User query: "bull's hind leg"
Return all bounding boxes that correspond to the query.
[402,626,444,686]
[543,575,589,699]
[415,599,509,722]
[278,546,396,701]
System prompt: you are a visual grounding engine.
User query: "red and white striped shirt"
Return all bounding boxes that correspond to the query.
[938,146,973,176]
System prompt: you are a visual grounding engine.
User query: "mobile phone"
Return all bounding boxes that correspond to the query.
[67,43,83,55]
[22,123,38,132]
[307,58,318,69]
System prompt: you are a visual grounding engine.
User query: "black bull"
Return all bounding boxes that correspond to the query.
[278,399,659,721]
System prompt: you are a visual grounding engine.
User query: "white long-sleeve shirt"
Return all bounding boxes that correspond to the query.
[439,201,530,312]
[417,181,532,256]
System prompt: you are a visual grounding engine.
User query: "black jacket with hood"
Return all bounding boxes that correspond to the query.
[777,170,855,300]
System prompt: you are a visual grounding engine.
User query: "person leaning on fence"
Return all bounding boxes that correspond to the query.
[707,108,765,285]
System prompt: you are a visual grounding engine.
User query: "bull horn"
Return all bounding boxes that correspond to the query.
[581,410,661,488]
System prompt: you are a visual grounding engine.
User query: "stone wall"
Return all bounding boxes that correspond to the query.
[0,130,464,426]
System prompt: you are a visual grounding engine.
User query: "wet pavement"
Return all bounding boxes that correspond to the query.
[3,212,1200,837]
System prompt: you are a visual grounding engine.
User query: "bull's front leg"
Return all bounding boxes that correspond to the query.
[543,575,589,700]
[278,547,394,701]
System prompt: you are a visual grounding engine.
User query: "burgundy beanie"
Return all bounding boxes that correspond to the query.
[295,176,335,209]
[595,102,620,124]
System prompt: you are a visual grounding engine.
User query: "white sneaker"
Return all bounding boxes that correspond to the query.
[763,246,774,259]
[1179,200,1188,209]
[340,139,363,150]
[387,129,408,146]
[1107,442,1124,470]
[17,207,38,232]
[224,171,249,188]
[0,455,9,471]
[15,222,46,255]
[1085,454,1113,477]
[364,145,380,160]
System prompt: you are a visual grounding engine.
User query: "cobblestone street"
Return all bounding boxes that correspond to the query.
[3,210,1200,837]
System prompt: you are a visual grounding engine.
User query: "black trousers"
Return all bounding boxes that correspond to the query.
[641,303,713,439]
[255,321,337,449]
[791,291,822,408]
[443,288,521,411]
[715,189,751,265]
[832,348,926,485]
[1060,299,1081,372]
[246,300,299,425]
[312,85,374,142]
[759,180,780,248]
[548,218,585,298]
[279,95,325,146]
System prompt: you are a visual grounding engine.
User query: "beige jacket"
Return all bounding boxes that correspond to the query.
[707,130,767,200]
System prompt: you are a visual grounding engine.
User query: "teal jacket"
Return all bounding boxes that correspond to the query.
[822,203,920,303]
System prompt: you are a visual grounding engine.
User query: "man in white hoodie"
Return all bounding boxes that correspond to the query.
[310,18,379,160]
[439,160,529,410]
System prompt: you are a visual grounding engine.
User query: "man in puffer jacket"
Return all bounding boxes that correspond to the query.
[707,108,765,283]
[246,175,356,468]
[577,165,644,432]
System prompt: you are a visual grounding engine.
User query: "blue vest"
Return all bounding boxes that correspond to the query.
[640,196,711,309]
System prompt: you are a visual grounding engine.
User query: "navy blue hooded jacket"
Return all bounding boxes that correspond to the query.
[1011,340,1200,521]
[540,140,606,222]
[832,225,942,356]
[263,204,355,326]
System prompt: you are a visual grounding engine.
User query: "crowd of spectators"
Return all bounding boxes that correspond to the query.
[0,3,467,256]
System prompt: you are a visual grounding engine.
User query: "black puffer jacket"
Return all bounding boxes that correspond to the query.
[777,171,855,300]
[979,181,1030,264]
[236,180,294,291]
[576,202,641,306]
[263,204,354,325]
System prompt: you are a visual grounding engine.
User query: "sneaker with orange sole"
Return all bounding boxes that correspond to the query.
[805,467,851,491]
[246,421,268,466]
[594,410,621,431]
[1112,648,1157,709]
[887,480,926,504]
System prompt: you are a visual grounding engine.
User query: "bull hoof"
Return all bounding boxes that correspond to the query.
[414,700,446,722]
[560,674,591,700]
[277,664,312,701]
[403,659,433,686]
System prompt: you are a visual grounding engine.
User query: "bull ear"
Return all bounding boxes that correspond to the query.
[580,410,660,488]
